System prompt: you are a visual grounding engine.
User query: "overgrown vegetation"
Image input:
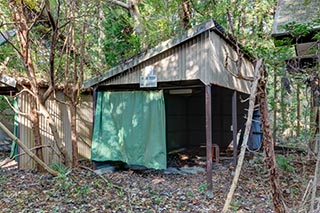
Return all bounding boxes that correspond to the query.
[0,0,319,212]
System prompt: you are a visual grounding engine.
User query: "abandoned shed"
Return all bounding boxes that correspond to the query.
[84,19,255,186]
[0,76,93,170]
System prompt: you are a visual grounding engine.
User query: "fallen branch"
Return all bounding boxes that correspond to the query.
[0,121,59,176]
[222,59,263,212]
[1,145,49,167]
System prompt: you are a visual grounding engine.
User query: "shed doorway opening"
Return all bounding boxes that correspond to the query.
[164,87,205,152]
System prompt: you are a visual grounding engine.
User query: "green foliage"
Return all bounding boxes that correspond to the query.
[276,154,295,172]
[102,6,140,67]
[51,163,73,192]
[198,182,209,193]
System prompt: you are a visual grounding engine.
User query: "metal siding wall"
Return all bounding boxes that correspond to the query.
[206,31,254,93]
[76,94,93,159]
[185,36,199,80]
[19,93,35,169]
[17,92,93,169]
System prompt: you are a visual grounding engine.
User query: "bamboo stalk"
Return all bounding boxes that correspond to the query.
[222,59,263,212]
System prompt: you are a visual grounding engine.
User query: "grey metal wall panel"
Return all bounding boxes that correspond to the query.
[17,92,93,170]
[76,94,93,159]
[206,31,254,94]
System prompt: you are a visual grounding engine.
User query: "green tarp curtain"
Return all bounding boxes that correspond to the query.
[91,90,167,170]
[10,98,18,159]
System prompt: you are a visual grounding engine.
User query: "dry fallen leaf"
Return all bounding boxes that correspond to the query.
[151,178,165,184]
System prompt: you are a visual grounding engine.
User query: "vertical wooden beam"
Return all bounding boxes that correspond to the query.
[232,91,238,166]
[205,85,213,194]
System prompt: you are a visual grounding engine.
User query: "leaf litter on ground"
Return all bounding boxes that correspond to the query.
[0,150,316,212]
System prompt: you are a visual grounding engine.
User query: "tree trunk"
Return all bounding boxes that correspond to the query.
[280,86,286,134]
[30,107,45,172]
[108,0,144,36]
[70,101,79,167]
[297,82,300,137]
[258,66,287,213]
[273,67,277,144]
[128,0,144,35]
[180,0,192,30]
[10,1,46,171]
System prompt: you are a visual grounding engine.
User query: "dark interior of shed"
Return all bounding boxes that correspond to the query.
[163,84,249,167]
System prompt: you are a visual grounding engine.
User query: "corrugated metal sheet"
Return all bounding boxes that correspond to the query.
[206,30,254,93]
[18,91,93,170]
[101,30,254,94]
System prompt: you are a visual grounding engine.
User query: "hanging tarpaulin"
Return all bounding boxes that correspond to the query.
[10,98,19,159]
[91,90,167,170]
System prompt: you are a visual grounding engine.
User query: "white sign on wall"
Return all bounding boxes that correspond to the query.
[140,65,157,88]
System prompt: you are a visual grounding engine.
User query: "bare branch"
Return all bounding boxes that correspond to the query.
[28,2,46,31]
[107,0,130,10]
[3,96,31,119]
[3,144,61,166]
[42,84,55,103]
[0,31,24,59]
[16,87,37,99]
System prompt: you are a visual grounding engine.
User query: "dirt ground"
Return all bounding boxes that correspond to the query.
[0,149,316,213]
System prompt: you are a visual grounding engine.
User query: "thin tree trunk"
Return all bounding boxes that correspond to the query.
[30,108,45,172]
[281,86,286,134]
[273,67,277,144]
[222,59,263,212]
[107,0,144,36]
[10,1,45,171]
[70,102,78,167]
[297,82,301,137]
[180,0,192,29]
[310,107,320,212]
[258,65,287,213]
[0,121,59,176]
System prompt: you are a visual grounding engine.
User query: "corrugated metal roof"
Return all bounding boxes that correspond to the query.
[83,19,239,89]
[272,0,320,37]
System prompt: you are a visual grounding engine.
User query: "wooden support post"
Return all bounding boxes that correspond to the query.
[232,91,238,166]
[205,85,213,195]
